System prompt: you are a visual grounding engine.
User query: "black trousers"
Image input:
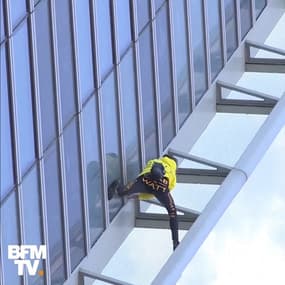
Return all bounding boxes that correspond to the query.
[119,176,179,243]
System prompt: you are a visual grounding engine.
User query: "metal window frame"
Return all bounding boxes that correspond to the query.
[150,0,163,155]
[216,80,278,114]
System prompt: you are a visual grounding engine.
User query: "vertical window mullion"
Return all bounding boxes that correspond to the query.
[202,0,211,88]
[168,0,179,135]
[236,0,242,44]
[186,0,196,110]
[220,0,228,65]
[150,0,163,155]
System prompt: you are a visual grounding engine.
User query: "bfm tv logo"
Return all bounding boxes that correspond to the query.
[8,245,46,276]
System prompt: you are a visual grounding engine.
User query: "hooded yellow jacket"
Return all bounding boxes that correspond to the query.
[138,156,177,200]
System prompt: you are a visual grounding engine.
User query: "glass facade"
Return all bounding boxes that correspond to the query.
[0,0,268,284]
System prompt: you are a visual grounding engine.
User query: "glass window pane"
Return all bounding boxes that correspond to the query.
[74,0,94,101]
[136,0,150,32]
[1,1,5,41]
[120,49,140,181]
[255,0,266,19]
[224,0,238,59]
[1,46,14,197]
[10,0,26,27]
[207,0,223,80]
[156,5,175,148]
[190,0,207,104]
[172,0,191,126]
[155,0,165,11]
[240,0,252,39]
[35,0,57,149]
[55,0,77,125]
[82,97,105,244]
[21,166,44,285]
[12,22,36,172]
[116,0,132,56]
[63,119,85,270]
[95,0,113,81]
[1,191,21,285]
[101,72,123,221]
[138,26,159,161]
[44,143,66,284]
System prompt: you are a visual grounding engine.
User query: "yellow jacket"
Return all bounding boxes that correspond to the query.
[139,156,177,200]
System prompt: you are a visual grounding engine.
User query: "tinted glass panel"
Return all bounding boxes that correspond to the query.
[1,191,21,285]
[190,0,207,103]
[10,0,26,27]
[44,143,66,284]
[155,0,165,11]
[1,46,14,197]
[95,0,113,81]
[156,5,175,148]
[255,0,266,19]
[172,0,191,126]
[101,72,123,221]
[120,49,140,181]
[138,26,159,161]
[21,166,44,285]
[63,119,85,270]
[35,0,57,149]
[55,0,77,125]
[240,0,252,39]
[116,0,132,56]
[224,0,238,59]
[207,0,223,80]
[12,22,36,172]
[75,0,94,101]
[82,97,105,244]
[136,0,150,32]
[1,1,4,41]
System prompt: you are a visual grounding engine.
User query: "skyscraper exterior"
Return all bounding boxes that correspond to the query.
[2,0,280,285]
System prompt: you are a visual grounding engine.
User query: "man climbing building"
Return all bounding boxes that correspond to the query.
[108,154,179,251]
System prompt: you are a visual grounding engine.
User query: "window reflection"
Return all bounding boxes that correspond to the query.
[10,0,26,28]
[44,143,66,284]
[82,97,105,244]
[120,49,140,181]
[21,166,44,285]
[255,0,267,19]
[1,2,4,41]
[55,0,77,125]
[138,26,159,161]
[190,0,207,103]
[63,119,85,270]
[136,0,150,32]
[224,0,238,59]
[74,0,94,101]
[95,0,113,81]
[156,4,175,148]
[172,0,192,126]
[240,0,252,39]
[101,72,123,221]
[12,22,36,172]
[207,0,223,80]
[1,191,21,285]
[116,0,132,56]
[1,46,14,197]
[35,0,57,149]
